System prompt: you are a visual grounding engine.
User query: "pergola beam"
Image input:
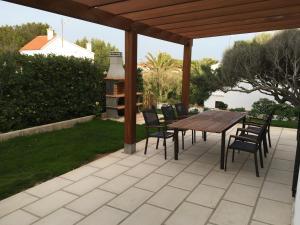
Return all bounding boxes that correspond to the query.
[4,0,189,45]
[182,40,193,109]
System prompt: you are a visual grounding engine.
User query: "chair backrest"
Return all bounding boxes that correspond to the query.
[161,104,177,122]
[142,108,160,127]
[257,120,269,142]
[175,103,188,117]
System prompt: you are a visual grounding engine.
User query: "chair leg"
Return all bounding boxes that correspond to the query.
[263,136,268,156]
[164,138,167,160]
[156,138,160,149]
[144,137,149,155]
[194,130,196,143]
[268,129,272,147]
[225,147,229,171]
[181,131,184,149]
[192,130,194,144]
[232,149,235,162]
[254,152,260,177]
[259,145,264,168]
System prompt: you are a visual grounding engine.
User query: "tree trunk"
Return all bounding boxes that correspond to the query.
[292,110,300,197]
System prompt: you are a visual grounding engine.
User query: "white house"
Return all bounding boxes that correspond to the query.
[20,28,94,60]
[205,63,274,110]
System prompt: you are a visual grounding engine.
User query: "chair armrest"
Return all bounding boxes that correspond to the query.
[229,135,258,144]
[237,128,259,135]
[244,122,263,127]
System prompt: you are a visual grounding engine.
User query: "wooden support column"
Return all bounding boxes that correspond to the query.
[124,30,137,154]
[182,39,193,109]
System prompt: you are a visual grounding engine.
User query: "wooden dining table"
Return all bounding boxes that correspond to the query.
[168,110,247,169]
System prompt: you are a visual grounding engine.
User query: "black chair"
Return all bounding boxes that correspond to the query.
[243,109,275,148]
[174,103,197,143]
[142,109,174,159]
[225,122,268,177]
[161,104,186,149]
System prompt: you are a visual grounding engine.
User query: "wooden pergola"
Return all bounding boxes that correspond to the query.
[5,0,300,153]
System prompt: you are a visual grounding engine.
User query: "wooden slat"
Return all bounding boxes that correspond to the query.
[4,0,189,45]
[121,0,265,21]
[161,6,300,31]
[172,13,300,34]
[141,0,300,26]
[124,30,137,145]
[169,111,246,133]
[73,0,124,8]
[98,0,197,15]
[183,17,300,38]
[182,41,193,109]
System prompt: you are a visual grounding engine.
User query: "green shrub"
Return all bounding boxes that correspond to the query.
[0,52,105,132]
[215,101,228,110]
[229,107,246,112]
[249,98,276,117]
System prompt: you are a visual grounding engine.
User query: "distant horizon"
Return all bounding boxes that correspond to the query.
[0,1,278,62]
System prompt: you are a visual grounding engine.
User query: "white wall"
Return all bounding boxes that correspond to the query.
[205,83,274,110]
[21,37,94,60]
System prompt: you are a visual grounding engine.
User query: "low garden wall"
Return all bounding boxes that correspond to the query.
[0,115,95,142]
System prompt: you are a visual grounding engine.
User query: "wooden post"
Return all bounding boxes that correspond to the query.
[182,39,193,109]
[124,30,137,154]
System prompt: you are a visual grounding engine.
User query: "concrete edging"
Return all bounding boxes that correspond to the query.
[0,115,95,142]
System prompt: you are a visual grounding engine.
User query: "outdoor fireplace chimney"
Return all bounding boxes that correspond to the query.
[107,52,125,79]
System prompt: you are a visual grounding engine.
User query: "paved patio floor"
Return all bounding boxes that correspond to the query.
[0,125,296,225]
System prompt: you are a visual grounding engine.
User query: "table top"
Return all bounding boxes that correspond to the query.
[168,110,246,133]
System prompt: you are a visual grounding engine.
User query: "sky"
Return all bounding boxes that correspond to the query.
[0,1,265,62]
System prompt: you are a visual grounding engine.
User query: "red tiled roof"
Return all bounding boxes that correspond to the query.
[20,36,50,51]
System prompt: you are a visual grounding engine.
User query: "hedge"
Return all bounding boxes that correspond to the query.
[0,53,105,132]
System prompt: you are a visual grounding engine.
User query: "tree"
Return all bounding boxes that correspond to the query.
[189,58,220,106]
[220,29,300,107]
[0,23,49,53]
[143,52,181,104]
[76,38,118,71]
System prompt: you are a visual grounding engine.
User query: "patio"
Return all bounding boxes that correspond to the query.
[0,125,295,225]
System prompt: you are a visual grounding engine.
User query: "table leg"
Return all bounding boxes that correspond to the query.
[203,131,207,142]
[220,131,226,169]
[174,128,179,160]
[242,116,246,128]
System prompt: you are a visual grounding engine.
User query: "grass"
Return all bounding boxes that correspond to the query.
[250,118,298,129]
[0,119,146,200]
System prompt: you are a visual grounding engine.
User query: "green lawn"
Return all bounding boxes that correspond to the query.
[0,119,146,200]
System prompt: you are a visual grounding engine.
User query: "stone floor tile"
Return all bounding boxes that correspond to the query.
[274,150,295,161]
[94,164,129,180]
[0,210,38,225]
[24,191,77,217]
[214,161,243,174]
[202,171,235,189]
[64,176,107,195]
[60,166,99,181]
[278,139,297,146]
[109,150,129,159]
[31,208,83,225]
[125,163,157,178]
[253,198,292,225]
[108,187,152,212]
[241,159,267,175]
[99,174,139,194]
[224,183,259,206]
[135,173,172,192]
[270,158,294,172]
[89,156,121,168]
[277,144,297,152]
[186,184,224,208]
[234,170,264,188]
[170,153,198,165]
[210,200,253,225]
[250,221,269,225]
[198,153,219,165]
[260,181,293,204]
[169,172,203,191]
[156,162,186,177]
[266,169,293,185]
[184,162,214,176]
[147,186,189,210]
[0,192,38,217]
[144,154,169,166]
[116,155,146,167]
[76,206,129,225]
[183,145,207,156]
[66,189,115,215]
[26,177,72,198]
[165,202,212,225]
[120,204,170,225]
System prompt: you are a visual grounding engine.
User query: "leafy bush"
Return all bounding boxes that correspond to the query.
[229,107,246,112]
[215,101,228,110]
[275,103,298,121]
[0,52,105,132]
